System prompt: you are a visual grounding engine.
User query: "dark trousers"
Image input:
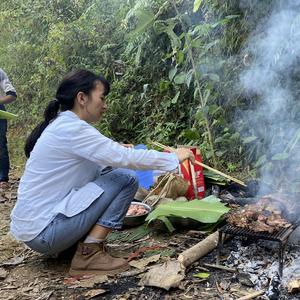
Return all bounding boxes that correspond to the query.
[0,106,9,181]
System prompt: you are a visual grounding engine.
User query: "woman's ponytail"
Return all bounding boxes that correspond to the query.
[24,69,110,158]
[24,100,60,158]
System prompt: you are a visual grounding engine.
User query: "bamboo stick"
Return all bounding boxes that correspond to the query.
[189,161,198,197]
[196,161,247,187]
[149,141,247,187]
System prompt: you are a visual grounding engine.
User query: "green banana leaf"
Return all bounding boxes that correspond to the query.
[204,170,229,184]
[146,196,230,225]
[0,110,18,120]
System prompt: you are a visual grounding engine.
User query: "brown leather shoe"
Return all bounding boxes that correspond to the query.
[69,242,129,276]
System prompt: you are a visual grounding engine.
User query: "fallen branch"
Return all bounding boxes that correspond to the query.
[177,231,219,267]
[149,141,247,187]
[236,290,265,300]
[203,263,236,273]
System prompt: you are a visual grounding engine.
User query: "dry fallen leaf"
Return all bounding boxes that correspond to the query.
[35,291,54,300]
[0,256,24,266]
[66,275,108,288]
[140,259,186,290]
[129,254,161,270]
[84,289,107,299]
[0,267,7,279]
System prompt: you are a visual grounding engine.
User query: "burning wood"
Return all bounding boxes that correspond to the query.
[227,196,291,233]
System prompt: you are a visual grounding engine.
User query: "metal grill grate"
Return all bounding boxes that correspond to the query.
[219,224,295,242]
[216,224,296,277]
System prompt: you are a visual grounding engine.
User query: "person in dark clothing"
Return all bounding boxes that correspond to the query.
[0,68,17,185]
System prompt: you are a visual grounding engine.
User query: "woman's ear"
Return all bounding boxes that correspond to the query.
[76,91,87,107]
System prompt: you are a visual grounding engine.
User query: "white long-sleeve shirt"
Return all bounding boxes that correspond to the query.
[0,68,16,97]
[10,110,179,241]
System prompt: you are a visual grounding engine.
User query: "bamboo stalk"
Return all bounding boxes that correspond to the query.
[196,161,247,187]
[149,141,247,187]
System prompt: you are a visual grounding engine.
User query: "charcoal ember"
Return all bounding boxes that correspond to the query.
[227,197,291,233]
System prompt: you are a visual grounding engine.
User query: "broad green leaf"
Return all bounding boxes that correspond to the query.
[271,152,289,161]
[196,106,209,120]
[193,0,203,13]
[159,80,171,92]
[193,272,210,279]
[171,91,180,104]
[254,155,267,168]
[214,137,223,143]
[176,51,184,64]
[158,216,175,232]
[191,39,203,48]
[216,150,227,157]
[182,129,200,140]
[169,67,177,81]
[0,110,18,120]
[185,69,193,88]
[204,170,228,183]
[174,72,186,84]
[129,8,155,38]
[146,198,230,225]
[243,136,257,144]
[230,132,240,140]
[166,28,181,51]
[200,195,222,203]
[205,150,214,159]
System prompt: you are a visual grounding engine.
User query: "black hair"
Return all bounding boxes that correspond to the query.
[24,69,110,158]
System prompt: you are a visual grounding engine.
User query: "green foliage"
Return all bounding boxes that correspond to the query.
[0,0,294,183]
[146,195,230,232]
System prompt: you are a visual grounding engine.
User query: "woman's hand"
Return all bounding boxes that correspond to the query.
[174,148,195,164]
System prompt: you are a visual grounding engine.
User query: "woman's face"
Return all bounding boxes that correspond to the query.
[83,81,108,123]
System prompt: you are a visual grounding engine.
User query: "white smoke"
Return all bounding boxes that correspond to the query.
[239,0,300,192]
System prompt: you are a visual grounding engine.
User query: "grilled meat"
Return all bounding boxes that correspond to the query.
[227,197,291,233]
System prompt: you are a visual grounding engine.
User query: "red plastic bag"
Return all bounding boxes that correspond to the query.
[178,146,205,200]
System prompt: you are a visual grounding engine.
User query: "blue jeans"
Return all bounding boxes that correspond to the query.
[0,106,9,181]
[25,168,138,255]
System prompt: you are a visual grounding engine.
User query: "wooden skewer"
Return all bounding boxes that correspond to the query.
[150,141,247,187]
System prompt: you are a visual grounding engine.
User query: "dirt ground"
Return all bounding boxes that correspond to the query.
[1,170,295,300]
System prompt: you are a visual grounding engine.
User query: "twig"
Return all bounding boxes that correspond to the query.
[197,266,209,272]
[203,263,237,273]
[236,290,265,300]
[215,281,223,294]
[149,141,247,187]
